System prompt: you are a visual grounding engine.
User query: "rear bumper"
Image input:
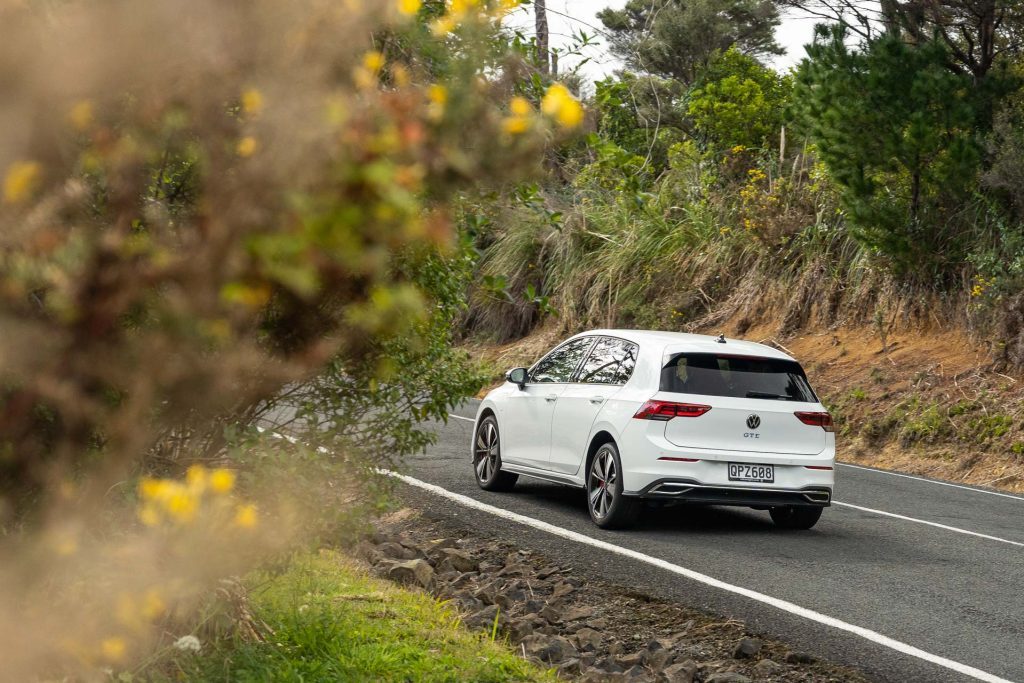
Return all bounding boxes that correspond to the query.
[628,479,831,507]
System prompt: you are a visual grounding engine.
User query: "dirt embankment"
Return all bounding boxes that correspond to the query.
[465,323,1024,494]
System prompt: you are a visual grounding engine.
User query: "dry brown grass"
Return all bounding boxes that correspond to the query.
[466,322,1024,493]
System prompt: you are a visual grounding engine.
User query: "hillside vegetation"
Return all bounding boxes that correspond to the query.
[458,1,1024,489]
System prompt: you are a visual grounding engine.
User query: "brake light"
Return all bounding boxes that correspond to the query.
[795,411,834,432]
[634,401,711,420]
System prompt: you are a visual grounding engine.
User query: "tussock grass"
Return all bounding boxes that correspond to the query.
[150,551,555,682]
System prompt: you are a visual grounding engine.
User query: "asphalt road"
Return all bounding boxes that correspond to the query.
[395,398,1024,683]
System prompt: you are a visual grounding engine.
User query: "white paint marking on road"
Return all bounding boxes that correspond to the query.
[838,463,1024,502]
[833,501,1023,548]
[386,470,1014,683]
[450,414,1020,546]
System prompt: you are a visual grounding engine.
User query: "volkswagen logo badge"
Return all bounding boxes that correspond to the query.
[746,414,761,430]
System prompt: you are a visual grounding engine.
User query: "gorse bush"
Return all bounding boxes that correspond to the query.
[0,0,587,676]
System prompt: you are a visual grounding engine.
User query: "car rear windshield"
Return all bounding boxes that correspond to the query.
[660,353,817,402]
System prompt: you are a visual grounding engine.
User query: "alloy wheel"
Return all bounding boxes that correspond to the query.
[588,447,617,519]
[474,420,499,483]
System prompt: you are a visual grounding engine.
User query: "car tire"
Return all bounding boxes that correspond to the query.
[769,505,823,530]
[587,442,641,529]
[473,415,518,492]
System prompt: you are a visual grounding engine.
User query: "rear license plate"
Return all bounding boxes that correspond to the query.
[728,463,774,483]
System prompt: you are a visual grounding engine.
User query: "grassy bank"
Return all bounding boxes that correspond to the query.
[147,551,555,682]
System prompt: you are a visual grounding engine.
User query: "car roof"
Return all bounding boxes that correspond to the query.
[570,329,795,361]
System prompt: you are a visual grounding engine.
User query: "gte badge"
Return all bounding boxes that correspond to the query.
[745,413,761,438]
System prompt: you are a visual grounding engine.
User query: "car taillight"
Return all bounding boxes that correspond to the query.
[795,411,834,432]
[634,401,711,420]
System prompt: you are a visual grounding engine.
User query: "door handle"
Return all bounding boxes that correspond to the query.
[590,396,605,404]
[545,394,558,402]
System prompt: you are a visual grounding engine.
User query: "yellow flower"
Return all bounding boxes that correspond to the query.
[540,83,584,129]
[100,637,126,663]
[236,136,257,157]
[397,0,421,15]
[428,84,448,106]
[509,96,532,116]
[241,88,264,117]
[430,15,457,36]
[139,477,166,500]
[502,116,529,135]
[234,503,258,529]
[186,464,207,492]
[68,100,94,131]
[450,0,479,17]
[3,160,42,205]
[166,491,197,524]
[209,468,236,494]
[362,50,385,73]
[141,589,166,620]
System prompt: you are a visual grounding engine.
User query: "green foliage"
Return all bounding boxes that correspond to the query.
[794,26,990,275]
[153,551,556,682]
[259,239,487,468]
[687,48,791,152]
[597,0,781,84]
[592,76,686,169]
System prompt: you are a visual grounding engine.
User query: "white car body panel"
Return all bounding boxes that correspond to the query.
[474,329,835,507]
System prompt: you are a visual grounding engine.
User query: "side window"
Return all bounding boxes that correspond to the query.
[530,338,594,383]
[577,337,639,385]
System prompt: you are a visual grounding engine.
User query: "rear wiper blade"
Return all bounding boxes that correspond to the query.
[745,391,791,400]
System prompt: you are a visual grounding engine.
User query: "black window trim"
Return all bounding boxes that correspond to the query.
[659,350,819,403]
[574,335,640,386]
[527,334,640,386]
[527,336,598,385]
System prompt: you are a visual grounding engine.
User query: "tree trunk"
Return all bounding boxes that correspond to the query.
[535,0,550,75]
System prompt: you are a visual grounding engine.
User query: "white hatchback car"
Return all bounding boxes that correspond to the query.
[472,330,834,529]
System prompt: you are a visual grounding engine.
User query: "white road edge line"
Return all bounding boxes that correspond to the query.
[386,469,1013,683]
[837,463,1024,502]
[448,413,1024,548]
[832,501,1023,548]
[447,414,1023,546]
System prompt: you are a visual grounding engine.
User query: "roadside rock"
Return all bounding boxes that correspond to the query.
[573,626,603,652]
[622,664,652,681]
[520,633,578,664]
[733,637,762,659]
[645,646,673,670]
[557,658,582,677]
[563,605,596,622]
[495,587,527,610]
[552,580,577,599]
[465,604,506,631]
[580,668,625,682]
[661,659,698,683]
[377,542,418,561]
[539,604,562,623]
[705,674,752,683]
[752,659,785,677]
[387,559,434,589]
[505,617,534,642]
[615,650,646,668]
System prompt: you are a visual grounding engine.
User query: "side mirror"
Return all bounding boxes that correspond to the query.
[506,367,528,389]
